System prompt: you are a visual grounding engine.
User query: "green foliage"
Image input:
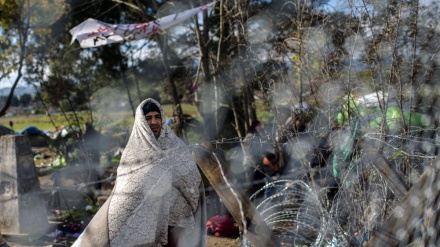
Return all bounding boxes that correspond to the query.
[19,93,32,106]
[186,128,204,145]
[0,0,19,28]
[0,111,88,131]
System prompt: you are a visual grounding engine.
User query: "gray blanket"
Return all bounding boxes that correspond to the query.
[72,99,206,247]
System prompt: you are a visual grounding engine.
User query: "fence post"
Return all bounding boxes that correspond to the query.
[0,135,49,237]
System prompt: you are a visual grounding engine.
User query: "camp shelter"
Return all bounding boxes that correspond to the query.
[0,124,15,136]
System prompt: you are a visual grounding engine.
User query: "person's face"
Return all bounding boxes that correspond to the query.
[145,111,162,138]
[255,124,263,133]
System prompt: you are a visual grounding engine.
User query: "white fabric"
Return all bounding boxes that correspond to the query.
[70,2,216,48]
[70,98,204,247]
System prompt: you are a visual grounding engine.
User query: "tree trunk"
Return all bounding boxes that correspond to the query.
[156,35,186,142]
[0,32,26,116]
[362,147,409,199]
[193,4,215,141]
[121,62,136,118]
[192,142,280,247]
[366,157,440,246]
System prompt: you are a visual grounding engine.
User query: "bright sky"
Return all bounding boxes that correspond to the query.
[0,72,22,89]
[1,0,437,88]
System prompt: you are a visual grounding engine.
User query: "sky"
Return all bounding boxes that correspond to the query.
[1,73,22,89]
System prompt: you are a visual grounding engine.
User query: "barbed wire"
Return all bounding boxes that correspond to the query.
[195,128,439,160]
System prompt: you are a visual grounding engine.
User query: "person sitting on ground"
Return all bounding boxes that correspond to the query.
[72,98,206,247]
[262,152,280,199]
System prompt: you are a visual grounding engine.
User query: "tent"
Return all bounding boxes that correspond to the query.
[0,124,15,136]
[21,126,45,136]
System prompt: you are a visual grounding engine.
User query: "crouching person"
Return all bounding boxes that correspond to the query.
[263,152,280,199]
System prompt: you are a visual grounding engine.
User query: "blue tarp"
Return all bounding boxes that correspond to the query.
[21,126,44,135]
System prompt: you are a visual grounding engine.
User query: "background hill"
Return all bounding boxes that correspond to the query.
[0,86,37,97]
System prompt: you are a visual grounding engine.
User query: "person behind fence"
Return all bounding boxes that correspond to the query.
[82,122,101,166]
[243,120,271,196]
[80,121,103,193]
[72,98,206,247]
[262,152,280,199]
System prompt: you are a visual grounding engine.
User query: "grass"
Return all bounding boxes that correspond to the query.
[0,114,65,132]
[0,102,270,147]
[0,103,202,133]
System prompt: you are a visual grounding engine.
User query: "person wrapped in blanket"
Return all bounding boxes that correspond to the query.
[72,98,206,247]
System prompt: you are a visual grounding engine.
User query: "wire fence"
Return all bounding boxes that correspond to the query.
[2,123,439,246]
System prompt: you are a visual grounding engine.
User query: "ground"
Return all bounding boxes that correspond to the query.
[206,235,241,247]
[3,235,240,247]
[1,147,242,247]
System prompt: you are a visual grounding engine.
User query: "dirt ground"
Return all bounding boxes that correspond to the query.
[1,147,242,247]
[206,235,241,247]
[3,235,240,247]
